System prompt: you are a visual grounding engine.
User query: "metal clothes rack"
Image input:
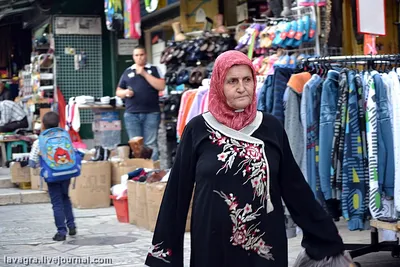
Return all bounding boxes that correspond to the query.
[300,54,400,64]
[298,54,400,266]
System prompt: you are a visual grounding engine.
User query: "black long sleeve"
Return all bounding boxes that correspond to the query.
[145,124,196,267]
[278,125,345,260]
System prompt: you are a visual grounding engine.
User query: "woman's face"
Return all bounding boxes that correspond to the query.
[223,65,254,110]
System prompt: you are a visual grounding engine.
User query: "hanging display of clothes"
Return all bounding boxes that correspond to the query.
[257,55,400,234]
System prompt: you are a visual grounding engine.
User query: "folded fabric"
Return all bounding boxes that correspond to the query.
[298,0,314,6]
[127,168,146,180]
[147,170,168,183]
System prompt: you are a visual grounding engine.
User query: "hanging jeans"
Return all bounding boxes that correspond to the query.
[342,70,367,231]
[47,179,75,236]
[265,75,274,114]
[271,68,293,124]
[374,74,395,197]
[257,82,267,112]
[305,75,323,202]
[319,70,340,201]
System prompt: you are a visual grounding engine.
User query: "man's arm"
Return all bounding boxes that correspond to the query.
[116,87,133,99]
[116,74,133,98]
[0,105,7,126]
[28,140,40,168]
[141,71,166,91]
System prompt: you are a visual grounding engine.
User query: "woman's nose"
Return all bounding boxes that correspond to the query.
[236,80,246,92]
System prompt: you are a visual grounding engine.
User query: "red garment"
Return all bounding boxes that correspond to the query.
[208,50,257,131]
[130,0,141,39]
[57,88,66,129]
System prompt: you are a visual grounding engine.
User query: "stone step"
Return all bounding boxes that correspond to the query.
[0,177,14,189]
[0,188,50,206]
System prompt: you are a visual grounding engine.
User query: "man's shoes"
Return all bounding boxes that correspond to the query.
[53,233,66,241]
[69,227,77,236]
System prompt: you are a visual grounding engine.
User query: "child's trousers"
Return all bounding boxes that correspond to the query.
[47,179,75,236]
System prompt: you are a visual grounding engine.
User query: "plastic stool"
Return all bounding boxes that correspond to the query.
[6,141,28,161]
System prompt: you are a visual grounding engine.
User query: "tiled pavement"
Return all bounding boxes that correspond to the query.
[0,203,399,267]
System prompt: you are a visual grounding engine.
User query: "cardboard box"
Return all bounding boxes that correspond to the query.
[135,182,149,229]
[146,182,192,232]
[127,180,137,225]
[10,162,31,183]
[69,161,111,209]
[146,182,166,232]
[83,153,94,161]
[30,168,48,191]
[111,159,157,185]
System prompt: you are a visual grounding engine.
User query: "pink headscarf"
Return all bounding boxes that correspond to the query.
[208,50,257,130]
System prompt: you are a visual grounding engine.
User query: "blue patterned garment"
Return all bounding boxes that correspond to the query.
[342,71,367,231]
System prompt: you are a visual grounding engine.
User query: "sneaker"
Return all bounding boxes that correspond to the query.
[53,233,66,241]
[68,227,77,236]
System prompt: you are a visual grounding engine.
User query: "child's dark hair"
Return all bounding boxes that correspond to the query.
[42,112,60,129]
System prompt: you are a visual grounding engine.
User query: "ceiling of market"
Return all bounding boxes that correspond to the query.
[0,0,53,28]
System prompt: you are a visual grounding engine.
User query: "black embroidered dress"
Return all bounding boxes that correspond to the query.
[145,112,344,267]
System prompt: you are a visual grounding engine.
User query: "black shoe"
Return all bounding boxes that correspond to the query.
[103,148,111,161]
[69,227,77,236]
[53,233,66,241]
[91,146,104,161]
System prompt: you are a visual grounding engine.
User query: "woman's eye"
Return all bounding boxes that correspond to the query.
[244,77,252,82]
[228,79,237,84]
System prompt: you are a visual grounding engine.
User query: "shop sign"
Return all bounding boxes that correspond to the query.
[118,39,139,55]
[55,16,102,35]
[356,0,386,36]
[236,2,248,23]
[145,0,159,13]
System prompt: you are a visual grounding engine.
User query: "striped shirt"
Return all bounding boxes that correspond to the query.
[0,100,26,126]
[28,140,40,167]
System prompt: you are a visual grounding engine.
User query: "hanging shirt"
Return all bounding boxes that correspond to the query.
[185,87,209,125]
[388,71,400,212]
[65,100,81,132]
[366,72,383,219]
[145,112,344,267]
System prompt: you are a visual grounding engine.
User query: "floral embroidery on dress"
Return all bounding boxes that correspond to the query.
[207,123,269,206]
[214,191,274,260]
[148,242,172,263]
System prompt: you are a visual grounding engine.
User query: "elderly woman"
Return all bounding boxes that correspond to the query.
[145,51,345,267]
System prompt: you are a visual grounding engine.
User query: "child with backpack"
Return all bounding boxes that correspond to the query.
[29,112,83,241]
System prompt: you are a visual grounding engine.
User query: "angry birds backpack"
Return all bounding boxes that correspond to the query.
[39,127,83,183]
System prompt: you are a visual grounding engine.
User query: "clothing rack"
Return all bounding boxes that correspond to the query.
[296,54,400,264]
[300,54,400,63]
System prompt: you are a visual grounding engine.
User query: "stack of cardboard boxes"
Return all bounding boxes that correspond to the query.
[127,177,192,232]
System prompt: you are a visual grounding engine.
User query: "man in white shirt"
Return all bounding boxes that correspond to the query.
[0,100,28,132]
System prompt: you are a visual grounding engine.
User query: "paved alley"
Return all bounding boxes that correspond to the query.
[0,203,398,267]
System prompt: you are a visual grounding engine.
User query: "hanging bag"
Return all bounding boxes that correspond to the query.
[39,127,83,183]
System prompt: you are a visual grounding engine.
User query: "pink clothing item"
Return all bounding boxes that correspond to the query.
[186,87,209,125]
[208,51,257,131]
[201,90,209,113]
[176,90,191,139]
